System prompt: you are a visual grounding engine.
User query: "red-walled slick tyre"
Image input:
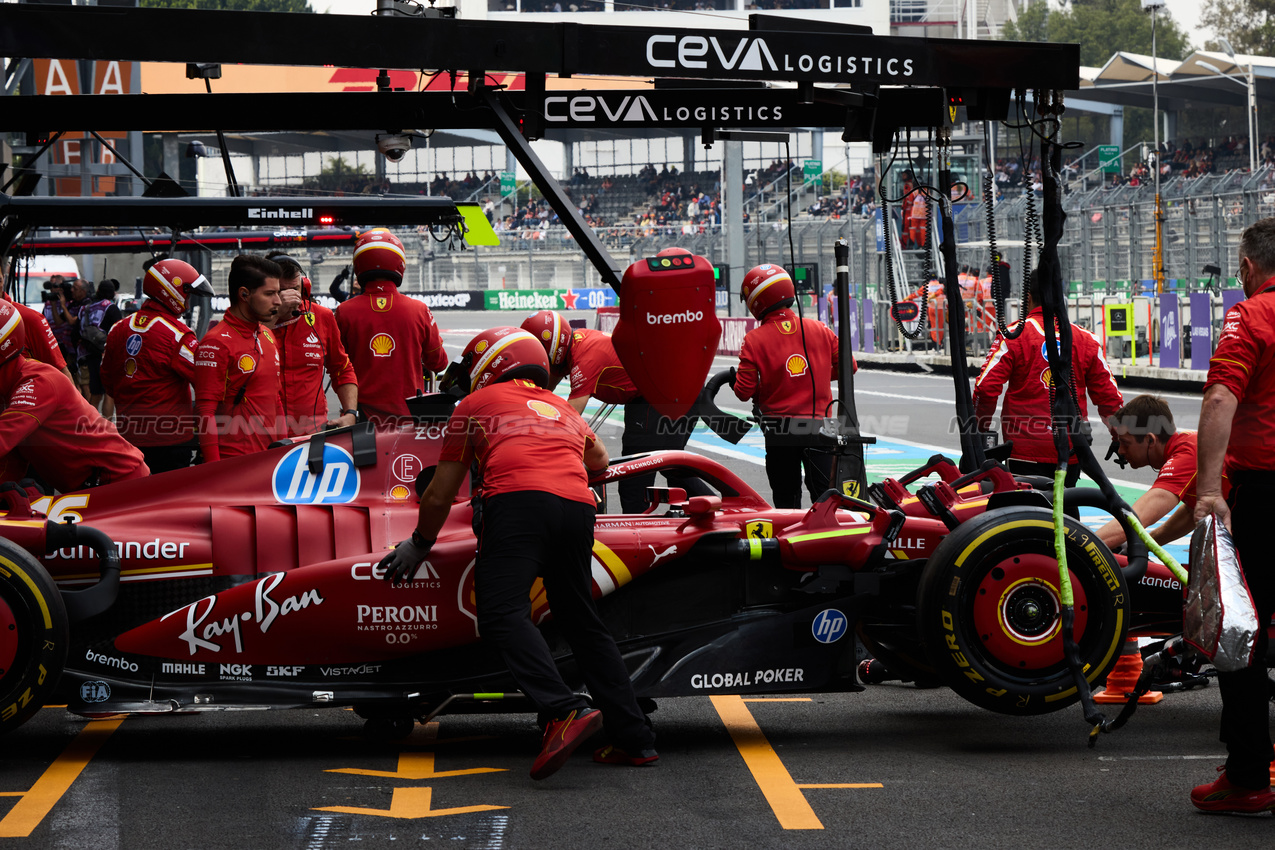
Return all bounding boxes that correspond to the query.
[0,537,68,734]
[917,506,1128,716]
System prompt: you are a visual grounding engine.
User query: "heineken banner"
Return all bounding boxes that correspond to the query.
[484,288,618,311]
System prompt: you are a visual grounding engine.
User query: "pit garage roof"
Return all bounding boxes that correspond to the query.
[1071,49,1275,113]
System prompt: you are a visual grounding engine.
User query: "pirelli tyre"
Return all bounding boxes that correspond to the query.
[917,506,1128,716]
[0,538,68,734]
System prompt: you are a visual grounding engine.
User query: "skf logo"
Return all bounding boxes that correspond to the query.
[237,354,257,374]
[811,609,848,644]
[785,354,808,377]
[272,443,360,505]
[248,207,313,220]
[370,333,395,357]
[527,399,561,420]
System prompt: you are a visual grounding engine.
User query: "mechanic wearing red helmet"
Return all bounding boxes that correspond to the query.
[521,297,711,513]
[101,257,212,473]
[193,254,283,463]
[971,269,1123,486]
[733,263,847,508]
[335,229,447,426]
[1191,217,1275,813]
[265,252,359,436]
[380,327,657,779]
[0,265,75,383]
[0,300,148,490]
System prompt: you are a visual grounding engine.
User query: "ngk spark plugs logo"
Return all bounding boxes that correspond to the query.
[642,34,916,80]
[272,443,360,505]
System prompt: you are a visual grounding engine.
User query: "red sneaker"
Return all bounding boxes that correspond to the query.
[593,745,659,767]
[530,708,604,781]
[1191,767,1275,814]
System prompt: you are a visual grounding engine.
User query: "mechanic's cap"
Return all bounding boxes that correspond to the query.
[740,263,795,320]
[462,326,550,394]
[353,228,406,287]
[519,310,573,369]
[0,300,26,364]
[144,258,213,316]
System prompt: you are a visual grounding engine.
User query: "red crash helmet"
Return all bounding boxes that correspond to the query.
[740,263,796,320]
[519,310,573,369]
[462,327,550,393]
[144,258,214,316]
[0,301,26,363]
[353,228,407,286]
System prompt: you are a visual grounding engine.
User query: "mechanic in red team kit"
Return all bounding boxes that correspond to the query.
[193,254,283,463]
[265,252,359,436]
[335,229,447,426]
[1095,394,1226,549]
[733,263,847,509]
[0,266,74,383]
[521,300,710,513]
[0,300,148,490]
[972,269,1124,486]
[379,327,657,780]
[101,258,211,473]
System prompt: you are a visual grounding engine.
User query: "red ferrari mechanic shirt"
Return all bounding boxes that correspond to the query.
[1204,288,1275,474]
[11,300,67,371]
[334,282,448,423]
[0,355,147,490]
[101,305,198,447]
[733,309,849,418]
[567,328,637,405]
[275,301,358,436]
[972,308,1124,464]
[441,378,597,505]
[1150,430,1230,511]
[194,311,282,463]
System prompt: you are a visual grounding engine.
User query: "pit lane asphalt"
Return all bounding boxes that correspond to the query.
[5,681,1267,849]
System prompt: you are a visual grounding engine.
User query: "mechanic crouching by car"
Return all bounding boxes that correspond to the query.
[335,229,447,428]
[0,300,148,490]
[521,299,711,514]
[732,263,848,509]
[380,327,658,780]
[265,252,359,436]
[194,254,283,463]
[101,258,211,473]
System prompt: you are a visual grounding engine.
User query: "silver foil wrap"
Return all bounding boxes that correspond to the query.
[1186,513,1259,672]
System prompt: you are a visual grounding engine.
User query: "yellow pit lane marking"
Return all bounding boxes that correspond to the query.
[0,718,124,838]
[710,694,880,830]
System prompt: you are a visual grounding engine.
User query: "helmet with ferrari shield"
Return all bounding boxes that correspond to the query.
[519,309,574,370]
[740,263,796,320]
[0,300,26,363]
[353,228,407,287]
[459,327,550,394]
[143,258,213,316]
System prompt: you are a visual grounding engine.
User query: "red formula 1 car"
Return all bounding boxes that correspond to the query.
[0,394,1200,738]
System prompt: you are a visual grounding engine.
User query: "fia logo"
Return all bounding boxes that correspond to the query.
[272,443,361,505]
[811,609,848,644]
[80,681,111,703]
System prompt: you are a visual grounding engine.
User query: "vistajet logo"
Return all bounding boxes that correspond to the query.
[248,207,313,220]
[647,309,704,325]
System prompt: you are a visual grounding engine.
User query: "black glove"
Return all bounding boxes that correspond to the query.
[727,366,737,387]
[379,530,434,584]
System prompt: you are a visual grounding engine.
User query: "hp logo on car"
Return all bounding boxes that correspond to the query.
[272,443,360,505]
[811,609,848,644]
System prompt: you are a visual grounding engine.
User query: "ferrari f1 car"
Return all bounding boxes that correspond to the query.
[0,396,1201,738]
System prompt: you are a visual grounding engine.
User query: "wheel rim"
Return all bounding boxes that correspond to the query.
[971,553,1090,672]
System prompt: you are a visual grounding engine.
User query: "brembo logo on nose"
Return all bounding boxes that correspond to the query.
[647,310,704,325]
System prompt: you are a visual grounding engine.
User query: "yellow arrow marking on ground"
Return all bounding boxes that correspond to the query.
[326,750,505,779]
[0,718,124,838]
[314,787,508,819]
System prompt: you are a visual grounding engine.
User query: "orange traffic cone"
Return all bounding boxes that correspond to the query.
[1094,638,1164,704]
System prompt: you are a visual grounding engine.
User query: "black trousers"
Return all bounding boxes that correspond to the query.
[763,437,835,509]
[618,398,712,513]
[475,491,654,752]
[1218,474,1275,789]
[141,441,197,474]
[1007,458,1081,488]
